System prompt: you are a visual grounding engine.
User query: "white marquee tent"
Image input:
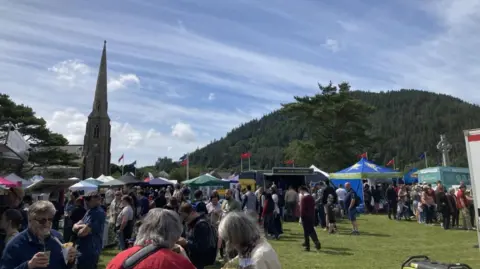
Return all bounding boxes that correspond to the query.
[69,181,98,193]
[97,174,116,182]
[5,173,32,187]
[310,165,330,178]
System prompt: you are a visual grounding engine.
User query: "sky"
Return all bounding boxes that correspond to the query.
[1,0,479,167]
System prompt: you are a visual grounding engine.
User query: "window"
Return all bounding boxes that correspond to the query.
[93,125,100,138]
[96,102,101,111]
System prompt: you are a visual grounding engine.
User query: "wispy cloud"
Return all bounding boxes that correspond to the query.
[208,93,215,101]
[0,0,478,165]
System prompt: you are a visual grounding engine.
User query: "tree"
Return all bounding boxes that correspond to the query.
[169,166,200,182]
[0,94,79,176]
[284,140,316,167]
[154,157,177,173]
[282,82,375,171]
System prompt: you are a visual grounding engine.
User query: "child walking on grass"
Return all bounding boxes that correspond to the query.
[326,194,337,234]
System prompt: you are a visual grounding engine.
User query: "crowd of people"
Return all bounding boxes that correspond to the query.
[0,178,474,269]
[378,181,476,230]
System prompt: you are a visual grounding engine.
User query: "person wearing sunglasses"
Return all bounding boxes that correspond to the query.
[73,191,105,269]
[0,201,77,269]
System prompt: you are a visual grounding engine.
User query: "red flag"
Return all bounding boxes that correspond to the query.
[240,152,252,159]
[284,159,294,165]
[386,159,395,166]
[357,152,367,159]
[118,154,124,163]
[181,159,188,166]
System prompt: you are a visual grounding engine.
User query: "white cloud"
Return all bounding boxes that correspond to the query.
[171,122,196,143]
[108,74,140,92]
[46,108,205,165]
[208,93,215,101]
[323,39,340,52]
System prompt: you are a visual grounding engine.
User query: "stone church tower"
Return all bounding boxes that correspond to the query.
[82,41,111,178]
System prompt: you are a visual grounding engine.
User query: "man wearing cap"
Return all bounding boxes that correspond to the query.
[73,191,106,269]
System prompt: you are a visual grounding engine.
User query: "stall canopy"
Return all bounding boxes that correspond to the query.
[117,173,141,184]
[84,179,104,186]
[69,181,98,193]
[5,173,31,187]
[330,158,402,179]
[100,179,127,187]
[403,168,419,184]
[97,174,116,182]
[148,177,172,186]
[184,174,230,188]
[0,177,20,187]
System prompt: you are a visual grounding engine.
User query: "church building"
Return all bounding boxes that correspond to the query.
[82,41,112,178]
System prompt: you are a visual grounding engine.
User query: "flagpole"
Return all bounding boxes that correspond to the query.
[186,153,190,180]
[248,156,251,171]
[366,152,368,160]
[122,156,125,175]
[393,157,396,170]
[240,156,243,172]
[424,152,428,168]
[293,161,295,168]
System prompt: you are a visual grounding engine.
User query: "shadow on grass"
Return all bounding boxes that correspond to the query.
[335,228,390,237]
[320,249,354,256]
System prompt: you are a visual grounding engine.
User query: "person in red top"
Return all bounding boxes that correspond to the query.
[299,186,321,251]
[107,208,195,269]
[456,184,472,230]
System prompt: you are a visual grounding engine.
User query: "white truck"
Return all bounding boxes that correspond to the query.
[463,129,480,249]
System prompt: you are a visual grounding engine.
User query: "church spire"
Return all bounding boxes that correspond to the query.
[91,40,108,117]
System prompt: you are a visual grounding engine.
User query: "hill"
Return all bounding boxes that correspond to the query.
[187,89,480,172]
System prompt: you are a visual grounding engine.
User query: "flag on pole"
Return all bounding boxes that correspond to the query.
[418,152,428,167]
[180,159,188,166]
[386,159,395,166]
[118,154,124,163]
[284,159,294,165]
[357,152,368,159]
[240,152,252,159]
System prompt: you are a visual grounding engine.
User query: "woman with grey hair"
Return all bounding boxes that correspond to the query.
[106,208,195,269]
[0,201,77,269]
[220,212,281,269]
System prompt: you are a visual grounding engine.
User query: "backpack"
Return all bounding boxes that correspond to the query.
[121,244,165,269]
[194,219,218,266]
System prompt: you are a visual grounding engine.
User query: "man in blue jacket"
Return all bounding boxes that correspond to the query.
[0,201,76,269]
[73,191,105,269]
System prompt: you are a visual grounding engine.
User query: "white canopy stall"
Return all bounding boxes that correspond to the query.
[69,181,98,193]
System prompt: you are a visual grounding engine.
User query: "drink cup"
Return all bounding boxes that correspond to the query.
[43,251,51,264]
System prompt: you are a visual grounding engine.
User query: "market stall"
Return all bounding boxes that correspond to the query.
[184,174,230,198]
[330,158,402,213]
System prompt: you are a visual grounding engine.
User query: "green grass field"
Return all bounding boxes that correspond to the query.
[99,215,480,269]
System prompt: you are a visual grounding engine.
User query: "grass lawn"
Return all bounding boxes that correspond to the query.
[99,215,480,268]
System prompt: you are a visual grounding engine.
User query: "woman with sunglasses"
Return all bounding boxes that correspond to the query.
[0,201,77,269]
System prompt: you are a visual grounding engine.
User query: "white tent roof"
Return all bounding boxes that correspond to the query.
[69,181,98,192]
[310,165,330,178]
[97,174,115,182]
[5,173,31,187]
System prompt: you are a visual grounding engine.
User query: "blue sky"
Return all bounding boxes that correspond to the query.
[1,0,479,166]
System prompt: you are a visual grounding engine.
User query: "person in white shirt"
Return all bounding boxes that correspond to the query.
[336,184,347,217]
[105,188,115,206]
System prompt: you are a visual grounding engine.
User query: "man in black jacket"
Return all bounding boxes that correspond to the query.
[178,203,217,269]
[321,180,337,228]
[385,183,398,219]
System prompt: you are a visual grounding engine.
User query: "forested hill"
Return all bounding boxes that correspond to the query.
[187,89,480,171]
